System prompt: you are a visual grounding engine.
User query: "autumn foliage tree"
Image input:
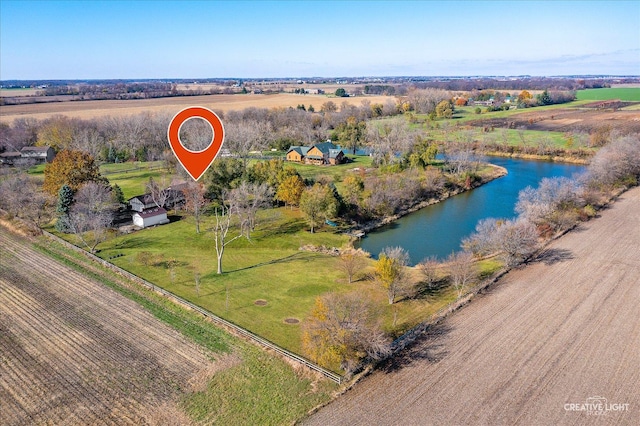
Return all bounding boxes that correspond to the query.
[275,174,305,208]
[375,247,412,304]
[43,150,103,196]
[302,293,391,374]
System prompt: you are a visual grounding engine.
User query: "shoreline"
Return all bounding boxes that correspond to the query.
[350,164,508,237]
[480,151,591,165]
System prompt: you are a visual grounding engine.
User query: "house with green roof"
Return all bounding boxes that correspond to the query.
[286,141,345,165]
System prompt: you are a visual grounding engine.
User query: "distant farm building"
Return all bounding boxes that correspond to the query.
[286,141,345,165]
[132,207,169,228]
[0,146,55,165]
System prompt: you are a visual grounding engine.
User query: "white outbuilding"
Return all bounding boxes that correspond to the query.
[132,207,170,228]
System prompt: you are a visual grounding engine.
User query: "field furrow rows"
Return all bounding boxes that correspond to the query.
[2,237,210,374]
[0,277,129,423]
[0,228,218,425]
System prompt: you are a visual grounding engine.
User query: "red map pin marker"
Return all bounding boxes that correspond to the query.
[167,106,225,181]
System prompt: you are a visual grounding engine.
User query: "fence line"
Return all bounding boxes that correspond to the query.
[41,231,343,384]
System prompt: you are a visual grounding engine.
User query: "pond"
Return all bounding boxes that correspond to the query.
[355,157,586,265]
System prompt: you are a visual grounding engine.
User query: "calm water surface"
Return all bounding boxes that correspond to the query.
[356,157,585,265]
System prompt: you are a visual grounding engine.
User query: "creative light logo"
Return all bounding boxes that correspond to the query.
[167,106,225,181]
[564,396,630,416]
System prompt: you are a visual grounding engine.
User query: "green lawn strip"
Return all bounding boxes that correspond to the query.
[182,344,336,425]
[32,236,337,424]
[99,161,169,199]
[576,88,640,101]
[423,126,573,149]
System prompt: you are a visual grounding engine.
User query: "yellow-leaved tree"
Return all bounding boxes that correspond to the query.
[43,150,103,196]
[374,247,412,304]
[302,293,390,375]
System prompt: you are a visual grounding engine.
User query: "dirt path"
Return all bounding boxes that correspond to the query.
[0,229,225,425]
[305,186,640,425]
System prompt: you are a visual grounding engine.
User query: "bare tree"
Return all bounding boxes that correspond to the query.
[447,251,477,298]
[366,117,412,166]
[211,200,244,274]
[224,119,272,170]
[178,117,214,151]
[183,181,207,234]
[515,176,584,231]
[145,176,170,209]
[418,256,442,289]
[463,218,539,267]
[68,182,115,253]
[71,124,104,158]
[495,219,539,267]
[338,249,369,284]
[462,218,500,256]
[445,142,477,175]
[228,181,273,239]
[587,135,640,188]
[0,172,30,218]
[406,88,451,114]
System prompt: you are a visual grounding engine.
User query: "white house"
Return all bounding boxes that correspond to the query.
[132,207,169,228]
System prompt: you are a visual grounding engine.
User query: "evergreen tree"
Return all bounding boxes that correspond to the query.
[112,183,125,206]
[55,184,74,233]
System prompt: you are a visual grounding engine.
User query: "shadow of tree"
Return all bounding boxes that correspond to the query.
[226,252,324,273]
[258,219,306,237]
[531,248,574,265]
[413,279,450,301]
[382,322,452,374]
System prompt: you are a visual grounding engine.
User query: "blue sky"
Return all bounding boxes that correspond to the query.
[1,0,639,79]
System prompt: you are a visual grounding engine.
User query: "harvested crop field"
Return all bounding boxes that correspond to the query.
[0,228,225,425]
[469,105,640,134]
[305,186,640,425]
[0,93,395,123]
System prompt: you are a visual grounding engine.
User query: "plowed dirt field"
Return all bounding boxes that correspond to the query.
[305,186,640,425]
[0,229,220,425]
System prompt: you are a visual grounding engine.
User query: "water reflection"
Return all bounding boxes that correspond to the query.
[356,157,585,265]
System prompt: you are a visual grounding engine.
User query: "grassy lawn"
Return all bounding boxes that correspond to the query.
[99,161,168,199]
[576,87,640,101]
[28,160,170,199]
[75,208,353,355]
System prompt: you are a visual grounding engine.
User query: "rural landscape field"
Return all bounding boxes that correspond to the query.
[2,0,639,425]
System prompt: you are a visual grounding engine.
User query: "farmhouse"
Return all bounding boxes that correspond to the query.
[129,185,186,213]
[0,146,55,165]
[132,207,169,228]
[286,141,345,165]
[20,146,56,163]
[129,194,157,212]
